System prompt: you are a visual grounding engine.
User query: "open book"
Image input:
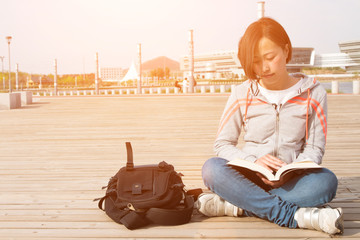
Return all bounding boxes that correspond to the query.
[227,158,323,181]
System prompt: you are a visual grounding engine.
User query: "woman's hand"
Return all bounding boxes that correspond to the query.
[258,171,295,188]
[255,154,286,171]
[255,154,287,188]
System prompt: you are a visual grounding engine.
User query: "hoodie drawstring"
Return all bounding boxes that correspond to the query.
[244,88,250,122]
[305,88,311,143]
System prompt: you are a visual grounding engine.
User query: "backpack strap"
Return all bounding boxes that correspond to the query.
[96,193,149,230]
[119,210,150,230]
[125,142,134,170]
[186,188,203,201]
[95,188,117,210]
[145,193,194,225]
[102,193,194,230]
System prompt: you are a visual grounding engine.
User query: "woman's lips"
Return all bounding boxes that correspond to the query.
[262,73,274,78]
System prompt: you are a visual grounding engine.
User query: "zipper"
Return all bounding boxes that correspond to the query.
[272,103,282,158]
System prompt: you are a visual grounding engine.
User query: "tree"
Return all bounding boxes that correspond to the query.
[165,67,170,79]
[149,69,155,81]
[157,68,164,80]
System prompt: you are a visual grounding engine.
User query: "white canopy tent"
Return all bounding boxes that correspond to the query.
[120,62,139,83]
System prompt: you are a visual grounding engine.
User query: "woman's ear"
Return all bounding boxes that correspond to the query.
[284,44,290,61]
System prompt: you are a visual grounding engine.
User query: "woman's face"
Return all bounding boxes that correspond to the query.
[253,37,289,90]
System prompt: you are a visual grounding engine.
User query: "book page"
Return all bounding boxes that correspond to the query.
[227,158,276,181]
[228,158,322,181]
[274,160,322,180]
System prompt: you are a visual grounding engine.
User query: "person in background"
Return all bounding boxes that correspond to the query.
[175,80,182,91]
[195,17,343,235]
[182,78,188,93]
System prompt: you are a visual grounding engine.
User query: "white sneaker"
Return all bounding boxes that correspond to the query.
[295,207,344,235]
[195,193,243,217]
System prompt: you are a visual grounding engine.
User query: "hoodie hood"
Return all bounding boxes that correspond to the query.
[248,73,319,98]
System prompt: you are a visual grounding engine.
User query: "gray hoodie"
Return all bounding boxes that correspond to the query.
[214,73,327,164]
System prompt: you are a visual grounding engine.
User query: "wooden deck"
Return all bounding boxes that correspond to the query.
[0,94,359,239]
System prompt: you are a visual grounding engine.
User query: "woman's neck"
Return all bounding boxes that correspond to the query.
[259,74,299,90]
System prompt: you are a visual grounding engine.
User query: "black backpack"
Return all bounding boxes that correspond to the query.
[95,142,201,230]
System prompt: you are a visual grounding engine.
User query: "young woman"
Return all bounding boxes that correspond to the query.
[196,17,343,235]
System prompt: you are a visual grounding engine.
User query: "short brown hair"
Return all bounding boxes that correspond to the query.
[238,17,292,80]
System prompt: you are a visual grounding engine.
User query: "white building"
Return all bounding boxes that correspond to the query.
[100,67,125,82]
[287,48,315,72]
[314,53,353,68]
[312,41,360,72]
[180,48,315,80]
[178,2,359,79]
[338,40,360,72]
[180,51,244,80]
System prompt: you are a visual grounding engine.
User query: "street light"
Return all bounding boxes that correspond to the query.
[6,36,12,93]
[95,52,99,95]
[188,30,194,93]
[137,43,142,94]
[0,56,4,90]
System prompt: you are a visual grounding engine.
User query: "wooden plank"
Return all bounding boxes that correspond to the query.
[0,219,354,229]
[0,95,359,239]
[0,228,348,238]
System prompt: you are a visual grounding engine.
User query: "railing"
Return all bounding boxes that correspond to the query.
[330,80,359,94]
[32,85,234,96]
[31,80,360,96]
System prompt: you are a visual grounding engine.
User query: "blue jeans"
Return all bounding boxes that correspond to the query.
[202,157,338,228]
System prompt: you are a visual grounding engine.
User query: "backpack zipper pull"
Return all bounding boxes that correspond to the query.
[127,203,136,211]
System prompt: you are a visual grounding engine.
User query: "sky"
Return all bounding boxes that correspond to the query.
[0,0,359,75]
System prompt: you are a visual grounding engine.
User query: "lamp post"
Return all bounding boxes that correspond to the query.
[15,63,19,91]
[0,56,4,90]
[257,1,265,19]
[54,59,58,95]
[95,52,99,95]
[6,36,12,93]
[137,43,142,94]
[188,30,194,93]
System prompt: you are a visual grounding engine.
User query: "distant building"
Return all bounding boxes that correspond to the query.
[287,48,315,72]
[314,53,352,68]
[312,41,360,72]
[180,42,360,79]
[180,51,243,80]
[338,40,360,72]
[100,67,126,82]
[175,1,359,79]
[180,48,315,80]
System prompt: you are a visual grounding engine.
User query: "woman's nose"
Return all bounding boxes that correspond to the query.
[262,61,270,72]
